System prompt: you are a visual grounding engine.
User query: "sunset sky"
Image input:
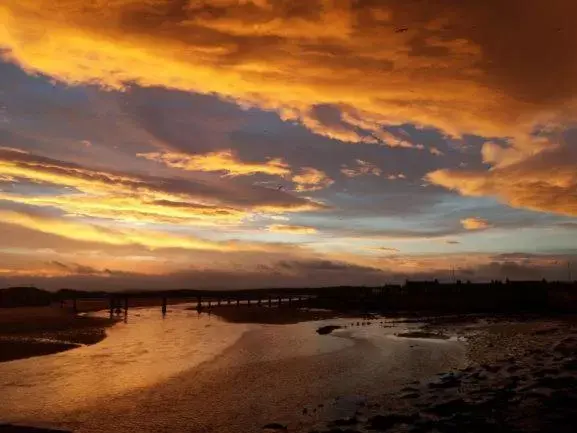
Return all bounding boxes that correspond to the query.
[1,0,577,290]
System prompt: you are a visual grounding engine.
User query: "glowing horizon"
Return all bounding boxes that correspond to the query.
[0,0,576,289]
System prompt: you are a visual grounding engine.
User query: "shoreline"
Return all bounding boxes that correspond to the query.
[299,317,577,433]
[0,306,116,363]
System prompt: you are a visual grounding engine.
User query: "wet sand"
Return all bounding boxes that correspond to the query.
[0,306,114,363]
[304,316,577,433]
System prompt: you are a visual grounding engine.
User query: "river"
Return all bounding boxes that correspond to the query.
[0,304,467,432]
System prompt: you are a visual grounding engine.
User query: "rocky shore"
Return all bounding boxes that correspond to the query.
[266,316,577,433]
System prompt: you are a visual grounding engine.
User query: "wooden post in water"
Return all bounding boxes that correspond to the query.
[208,299,212,308]
[124,297,129,313]
[257,297,262,307]
[268,296,272,307]
[278,296,282,307]
[109,297,114,318]
[217,298,221,306]
[228,299,231,305]
[288,296,292,307]
[236,298,240,307]
[161,297,167,316]
[197,296,202,310]
[73,297,78,314]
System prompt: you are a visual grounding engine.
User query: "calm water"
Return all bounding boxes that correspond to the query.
[0,305,467,432]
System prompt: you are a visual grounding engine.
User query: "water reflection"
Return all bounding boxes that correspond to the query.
[0,306,466,432]
[0,304,251,420]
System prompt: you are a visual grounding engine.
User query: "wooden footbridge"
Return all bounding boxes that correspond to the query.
[58,288,320,317]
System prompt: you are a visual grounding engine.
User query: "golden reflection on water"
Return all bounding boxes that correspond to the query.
[0,306,251,417]
[0,306,466,432]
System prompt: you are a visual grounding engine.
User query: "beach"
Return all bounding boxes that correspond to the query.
[2,306,577,432]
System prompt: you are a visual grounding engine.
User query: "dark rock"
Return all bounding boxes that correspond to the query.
[317,325,342,335]
[426,398,470,417]
[537,375,577,389]
[262,423,288,431]
[369,414,416,430]
[332,417,358,427]
[428,378,460,389]
[563,359,577,370]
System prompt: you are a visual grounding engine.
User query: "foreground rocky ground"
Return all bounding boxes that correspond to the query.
[266,315,577,433]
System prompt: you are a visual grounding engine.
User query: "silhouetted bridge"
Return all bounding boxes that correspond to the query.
[58,288,322,317]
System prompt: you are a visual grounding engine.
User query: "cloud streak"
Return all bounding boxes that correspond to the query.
[266,224,317,235]
[0,147,326,227]
[138,150,291,177]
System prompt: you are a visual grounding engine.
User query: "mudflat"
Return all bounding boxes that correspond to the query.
[0,306,114,363]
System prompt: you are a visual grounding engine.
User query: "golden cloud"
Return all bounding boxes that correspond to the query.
[0,148,325,227]
[428,145,577,217]
[292,167,334,192]
[460,217,491,231]
[0,208,303,253]
[3,0,576,146]
[138,150,291,177]
[266,224,317,234]
[0,209,227,251]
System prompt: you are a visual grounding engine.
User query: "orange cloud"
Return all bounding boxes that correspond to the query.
[460,217,491,231]
[266,224,317,234]
[3,0,575,147]
[428,145,577,217]
[138,150,291,177]
[292,167,334,192]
